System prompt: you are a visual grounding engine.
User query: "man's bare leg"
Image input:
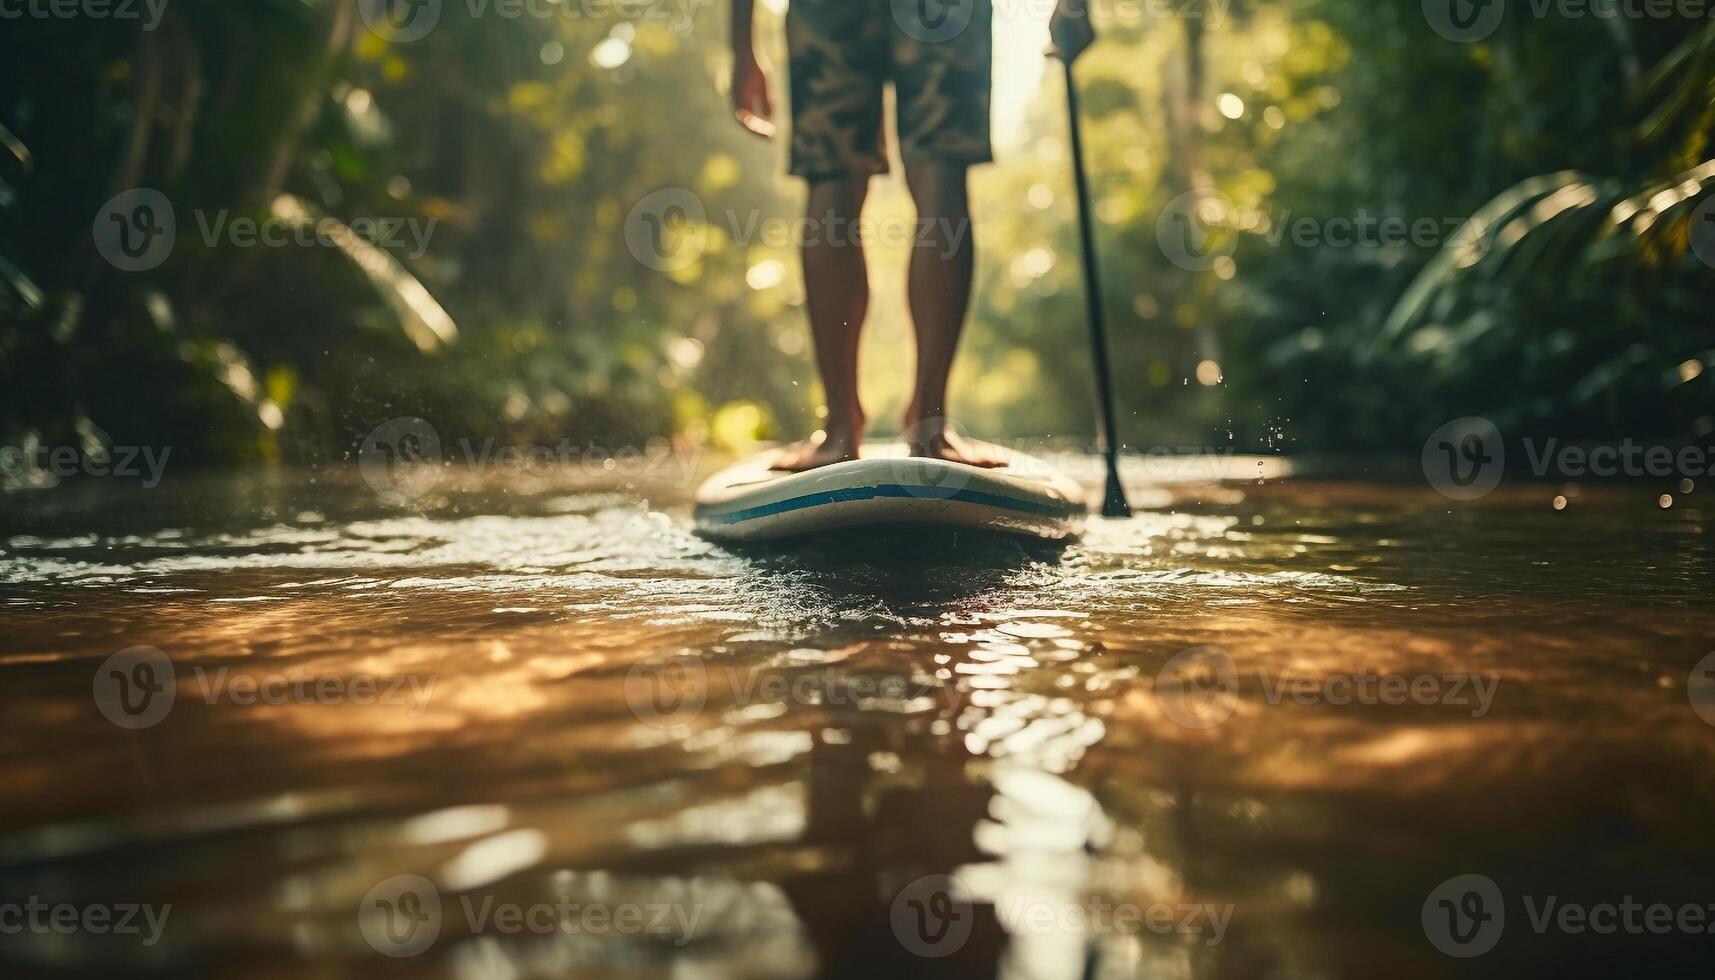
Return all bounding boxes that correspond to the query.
[773,175,871,471]
[901,161,1004,466]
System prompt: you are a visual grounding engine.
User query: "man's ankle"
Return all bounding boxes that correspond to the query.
[822,409,865,441]
[902,413,948,441]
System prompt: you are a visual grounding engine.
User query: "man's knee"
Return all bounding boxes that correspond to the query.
[904,160,969,214]
[904,163,971,255]
[804,175,868,249]
[806,175,868,215]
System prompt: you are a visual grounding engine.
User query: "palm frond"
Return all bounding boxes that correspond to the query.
[270,194,458,353]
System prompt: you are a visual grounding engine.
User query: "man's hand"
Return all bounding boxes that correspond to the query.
[730,0,775,138]
[1049,0,1096,63]
[731,51,776,139]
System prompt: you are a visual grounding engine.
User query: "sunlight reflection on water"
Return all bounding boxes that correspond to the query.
[0,467,1710,977]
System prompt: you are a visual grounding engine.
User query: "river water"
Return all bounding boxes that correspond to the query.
[1,460,1711,978]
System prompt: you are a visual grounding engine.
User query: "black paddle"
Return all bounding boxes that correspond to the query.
[1050,10,1131,518]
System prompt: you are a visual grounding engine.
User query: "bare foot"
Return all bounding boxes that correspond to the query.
[771,425,862,472]
[905,423,1008,468]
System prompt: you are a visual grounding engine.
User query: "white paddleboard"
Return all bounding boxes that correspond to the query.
[693,442,1087,542]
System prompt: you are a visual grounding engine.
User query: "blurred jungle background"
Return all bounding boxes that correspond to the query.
[1,0,1712,468]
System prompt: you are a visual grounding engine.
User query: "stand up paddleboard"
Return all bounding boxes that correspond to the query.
[694,442,1087,542]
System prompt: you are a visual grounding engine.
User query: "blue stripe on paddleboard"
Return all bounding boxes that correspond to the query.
[696,483,1083,526]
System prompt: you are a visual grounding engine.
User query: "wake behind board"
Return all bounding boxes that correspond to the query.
[693,442,1087,542]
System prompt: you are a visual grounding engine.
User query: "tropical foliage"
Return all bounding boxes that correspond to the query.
[967,2,1714,449]
[2,0,1711,466]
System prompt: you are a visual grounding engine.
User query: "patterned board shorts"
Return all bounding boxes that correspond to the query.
[786,0,994,180]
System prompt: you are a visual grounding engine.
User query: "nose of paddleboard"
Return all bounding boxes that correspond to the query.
[693,442,1086,542]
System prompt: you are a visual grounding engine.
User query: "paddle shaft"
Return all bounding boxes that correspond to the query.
[1060,57,1132,518]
